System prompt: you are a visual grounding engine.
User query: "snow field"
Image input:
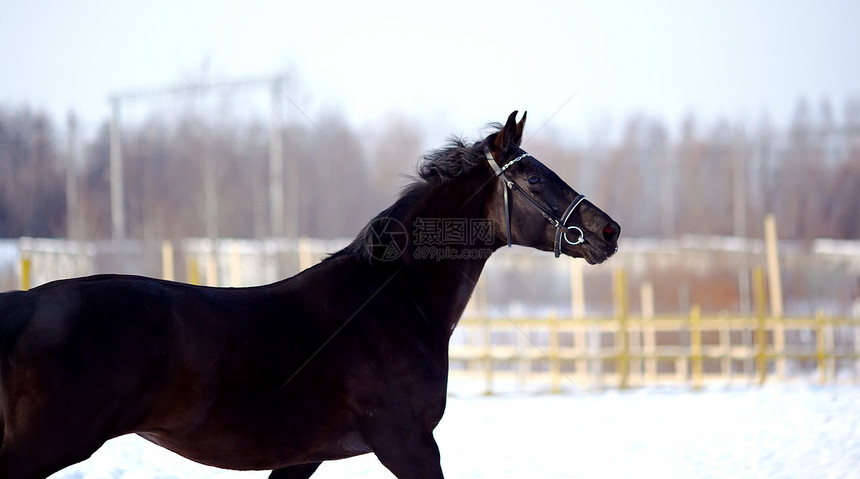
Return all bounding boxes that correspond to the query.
[52,385,860,479]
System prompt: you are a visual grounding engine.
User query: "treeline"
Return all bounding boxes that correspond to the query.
[549,98,860,240]
[0,107,423,241]
[1,99,858,241]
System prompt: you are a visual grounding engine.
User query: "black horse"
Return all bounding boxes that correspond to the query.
[0,111,619,479]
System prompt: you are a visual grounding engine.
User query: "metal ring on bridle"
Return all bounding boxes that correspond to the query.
[559,194,587,246]
[563,225,586,245]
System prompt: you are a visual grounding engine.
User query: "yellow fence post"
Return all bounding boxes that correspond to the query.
[640,282,657,384]
[690,303,703,391]
[571,261,587,385]
[613,269,630,390]
[161,241,175,281]
[298,236,313,272]
[205,251,219,287]
[774,316,786,381]
[763,214,784,319]
[229,241,242,287]
[854,319,860,383]
[188,259,200,286]
[20,257,32,291]
[549,310,561,394]
[753,267,767,385]
[481,314,493,396]
[816,310,827,384]
[825,314,836,382]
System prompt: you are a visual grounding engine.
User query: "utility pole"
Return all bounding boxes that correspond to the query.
[733,129,751,315]
[109,74,287,243]
[203,137,219,239]
[732,130,747,238]
[66,111,79,240]
[281,78,299,240]
[269,77,285,238]
[658,141,675,237]
[109,97,126,240]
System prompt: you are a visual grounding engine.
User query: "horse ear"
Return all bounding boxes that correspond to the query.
[492,111,526,154]
[515,111,527,144]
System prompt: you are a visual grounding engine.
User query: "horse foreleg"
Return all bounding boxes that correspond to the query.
[0,433,104,479]
[0,390,113,478]
[364,427,444,479]
[268,462,322,479]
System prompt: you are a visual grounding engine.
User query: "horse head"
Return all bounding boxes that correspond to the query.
[483,111,620,264]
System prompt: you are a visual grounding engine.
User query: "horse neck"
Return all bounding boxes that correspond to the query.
[399,176,499,332]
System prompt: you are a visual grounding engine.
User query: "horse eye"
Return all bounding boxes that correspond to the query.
[527,175,541,185]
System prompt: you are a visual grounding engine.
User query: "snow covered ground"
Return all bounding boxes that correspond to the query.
[51,385,859,479]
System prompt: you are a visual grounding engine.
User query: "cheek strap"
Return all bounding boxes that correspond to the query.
[553,194,586,257]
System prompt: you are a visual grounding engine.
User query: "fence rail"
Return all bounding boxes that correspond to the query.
[449,313,860,394]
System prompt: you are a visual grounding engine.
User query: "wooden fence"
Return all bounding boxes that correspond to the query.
[449,312,860,394]
[450,268,860,393]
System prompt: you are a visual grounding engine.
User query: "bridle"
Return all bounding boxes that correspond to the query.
[485,148,587,258]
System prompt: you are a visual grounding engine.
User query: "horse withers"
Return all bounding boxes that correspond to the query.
[0,111,620,479]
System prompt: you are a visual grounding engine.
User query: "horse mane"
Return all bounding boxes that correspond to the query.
[417,135,485,181]
[329,128,498,264]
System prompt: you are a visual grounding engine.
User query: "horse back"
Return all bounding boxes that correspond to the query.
[0,275,253,435]
[0,276,187,400]
[0,290,33,355]
[0,274,318,404]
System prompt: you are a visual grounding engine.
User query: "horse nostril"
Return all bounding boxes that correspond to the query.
[602,224,619,243]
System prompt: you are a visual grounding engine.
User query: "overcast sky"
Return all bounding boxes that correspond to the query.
[2,0,858,141]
